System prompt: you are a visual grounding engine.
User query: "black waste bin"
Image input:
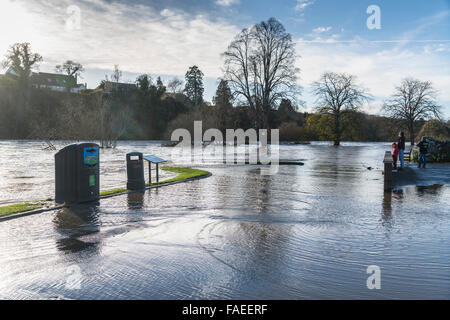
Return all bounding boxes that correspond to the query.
[55,143,100,204]
[126,152,145,190]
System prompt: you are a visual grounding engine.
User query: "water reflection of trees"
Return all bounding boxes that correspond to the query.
[311,146,365,196]
[206,166,297,297]
[203,166,273,214]
[241,169,272,213]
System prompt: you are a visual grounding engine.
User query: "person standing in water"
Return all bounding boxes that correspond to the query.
[398,131,406,170]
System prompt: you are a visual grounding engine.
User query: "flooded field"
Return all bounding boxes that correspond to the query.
[0,140,449,299]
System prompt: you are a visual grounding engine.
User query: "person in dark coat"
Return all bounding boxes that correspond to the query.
[417,137,429,168]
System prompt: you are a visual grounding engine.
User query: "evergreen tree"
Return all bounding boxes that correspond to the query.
[184,65,204,105]
[213,79,233,108]
[213,79,233,135]
[156,76,166,96]
[136,74,151,94]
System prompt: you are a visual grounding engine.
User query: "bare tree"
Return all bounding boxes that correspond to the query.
[2,43,43,136]
[55,60,84,80]
[38,92,129,148]
[91,92,130,148]
[312,72,371,146]
[167,77,183,93]
[111,64,122,83]
[55,60,84,92]
[383,78,441,145]
[2,42,43,88]
[223,18,300,130]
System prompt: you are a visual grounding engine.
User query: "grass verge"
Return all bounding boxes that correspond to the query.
[147,166,210,186]
[100,188,128,197]
[100,166,211,196]
[0,202,46,218]
[0,166,211,217]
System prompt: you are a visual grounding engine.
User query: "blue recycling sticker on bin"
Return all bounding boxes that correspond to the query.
[84,147,99,165]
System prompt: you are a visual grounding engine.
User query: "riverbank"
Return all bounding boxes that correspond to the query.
[0,166,211,220]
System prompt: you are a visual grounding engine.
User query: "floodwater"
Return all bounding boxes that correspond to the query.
[0,140,449,299]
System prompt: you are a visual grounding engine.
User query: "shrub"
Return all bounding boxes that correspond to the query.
[279,122,310,141]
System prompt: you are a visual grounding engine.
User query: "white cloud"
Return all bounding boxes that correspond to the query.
[216,0,239,7]
[312,26,332,33]
[296,39,450,116]
[295,0,314,11]
[160,9,175,17]
[0,0,239,81]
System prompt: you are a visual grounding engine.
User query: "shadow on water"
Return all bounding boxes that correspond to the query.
[391,184,443,202]
[53,202,101,254]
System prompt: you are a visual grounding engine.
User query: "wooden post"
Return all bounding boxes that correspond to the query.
[383,151,393,191]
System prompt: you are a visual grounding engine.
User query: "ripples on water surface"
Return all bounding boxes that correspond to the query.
[0,140,449,299]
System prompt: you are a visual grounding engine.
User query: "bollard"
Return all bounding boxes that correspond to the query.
[383,151,393,191]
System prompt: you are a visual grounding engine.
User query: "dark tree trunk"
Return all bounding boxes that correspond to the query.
[409,121,415,146]
[334,114,341,146]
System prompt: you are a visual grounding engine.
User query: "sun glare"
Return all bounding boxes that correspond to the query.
[0,0,42,65]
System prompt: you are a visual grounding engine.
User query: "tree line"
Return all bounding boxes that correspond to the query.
[0,18,446,147]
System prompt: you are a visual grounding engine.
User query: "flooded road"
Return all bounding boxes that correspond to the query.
[0,141,449,299]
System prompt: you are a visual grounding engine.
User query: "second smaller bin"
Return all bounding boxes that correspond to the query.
[126,152,145,190]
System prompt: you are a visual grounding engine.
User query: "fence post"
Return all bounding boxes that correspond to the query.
[383,151,393,191]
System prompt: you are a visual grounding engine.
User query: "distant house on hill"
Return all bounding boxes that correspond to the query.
[30,72,86,93]
[99,81,136,93]
[3,67,86,93]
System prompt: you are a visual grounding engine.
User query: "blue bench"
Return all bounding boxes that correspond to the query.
[143,155,167,184]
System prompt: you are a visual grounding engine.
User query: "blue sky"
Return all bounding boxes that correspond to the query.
[0,0,449,118]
